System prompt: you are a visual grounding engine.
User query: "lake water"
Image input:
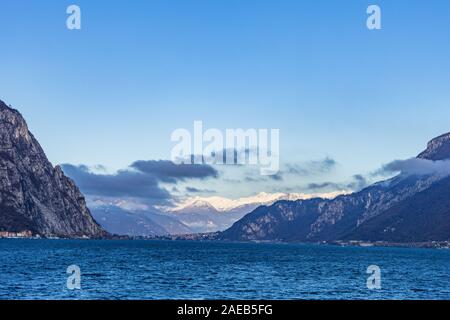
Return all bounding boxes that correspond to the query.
[0,239,448,300]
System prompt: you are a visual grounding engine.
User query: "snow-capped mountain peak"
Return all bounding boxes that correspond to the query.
[167,191,348,213]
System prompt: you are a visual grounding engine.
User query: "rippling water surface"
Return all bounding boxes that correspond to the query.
[0,239,448,299]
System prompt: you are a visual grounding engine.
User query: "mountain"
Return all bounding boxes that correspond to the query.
[0,100,106,238]
[146,211,193,235]
[170,191,346,212]
[342,175,450,242]
[91,206,192,237]
[220,133,450,243]
[417,132,450,160]
[91,206,167,237]
[165,202,246,233]
[87,192,347,235]
[165,191,347,233]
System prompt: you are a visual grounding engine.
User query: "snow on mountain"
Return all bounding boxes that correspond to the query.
[153,191,349,233]
[167,191,349,213]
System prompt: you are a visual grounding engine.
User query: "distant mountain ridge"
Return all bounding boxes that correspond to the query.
[162,191,347,233]
[91,205,192,237]
[168,191,347,213]
[0,100,106,238]
[87,191,349,236]
[220,133,450,243]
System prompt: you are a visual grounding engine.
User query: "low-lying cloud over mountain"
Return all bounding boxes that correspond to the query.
[377,158,450,177]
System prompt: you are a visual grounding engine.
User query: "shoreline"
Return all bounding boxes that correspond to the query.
[1,233,449,249]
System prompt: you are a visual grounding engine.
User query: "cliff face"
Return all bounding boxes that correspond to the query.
[220,134,450,243]
[0,100,106,238]
[418,132,450,160]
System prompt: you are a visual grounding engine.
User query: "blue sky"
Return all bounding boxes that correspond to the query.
[1,0,450,200]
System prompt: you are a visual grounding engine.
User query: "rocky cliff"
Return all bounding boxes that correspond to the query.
[0,100,106,238]
[418,132,450,160]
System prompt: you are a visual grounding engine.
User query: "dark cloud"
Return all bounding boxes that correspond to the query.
[307,182,342,190]
[269,172,283,181]
[242,170,282,183]
[253,157,337,182]
[244,176,259,182]
[131,160,218,183]
[307,174,369,192]
[286,157,337,176]
[185,147,259,165]
[61,160,218,202]
[185,187,216,194]
[186,187,201,192]
[376,158,450,177]
[238,157,337,183]
[222,178,243,183]
[346,174,368,190]
[61,164,169,200]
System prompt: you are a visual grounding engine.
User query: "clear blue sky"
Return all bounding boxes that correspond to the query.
[1,0,450,198]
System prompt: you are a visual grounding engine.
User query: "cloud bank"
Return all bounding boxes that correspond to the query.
[307,174,369,192]
[377,158,450,177]
[286,157,337,176]
[61,160,218,203]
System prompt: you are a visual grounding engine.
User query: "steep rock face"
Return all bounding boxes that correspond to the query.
[220,134,450,242]
[418,132,450,160]
[0,100,106,238]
